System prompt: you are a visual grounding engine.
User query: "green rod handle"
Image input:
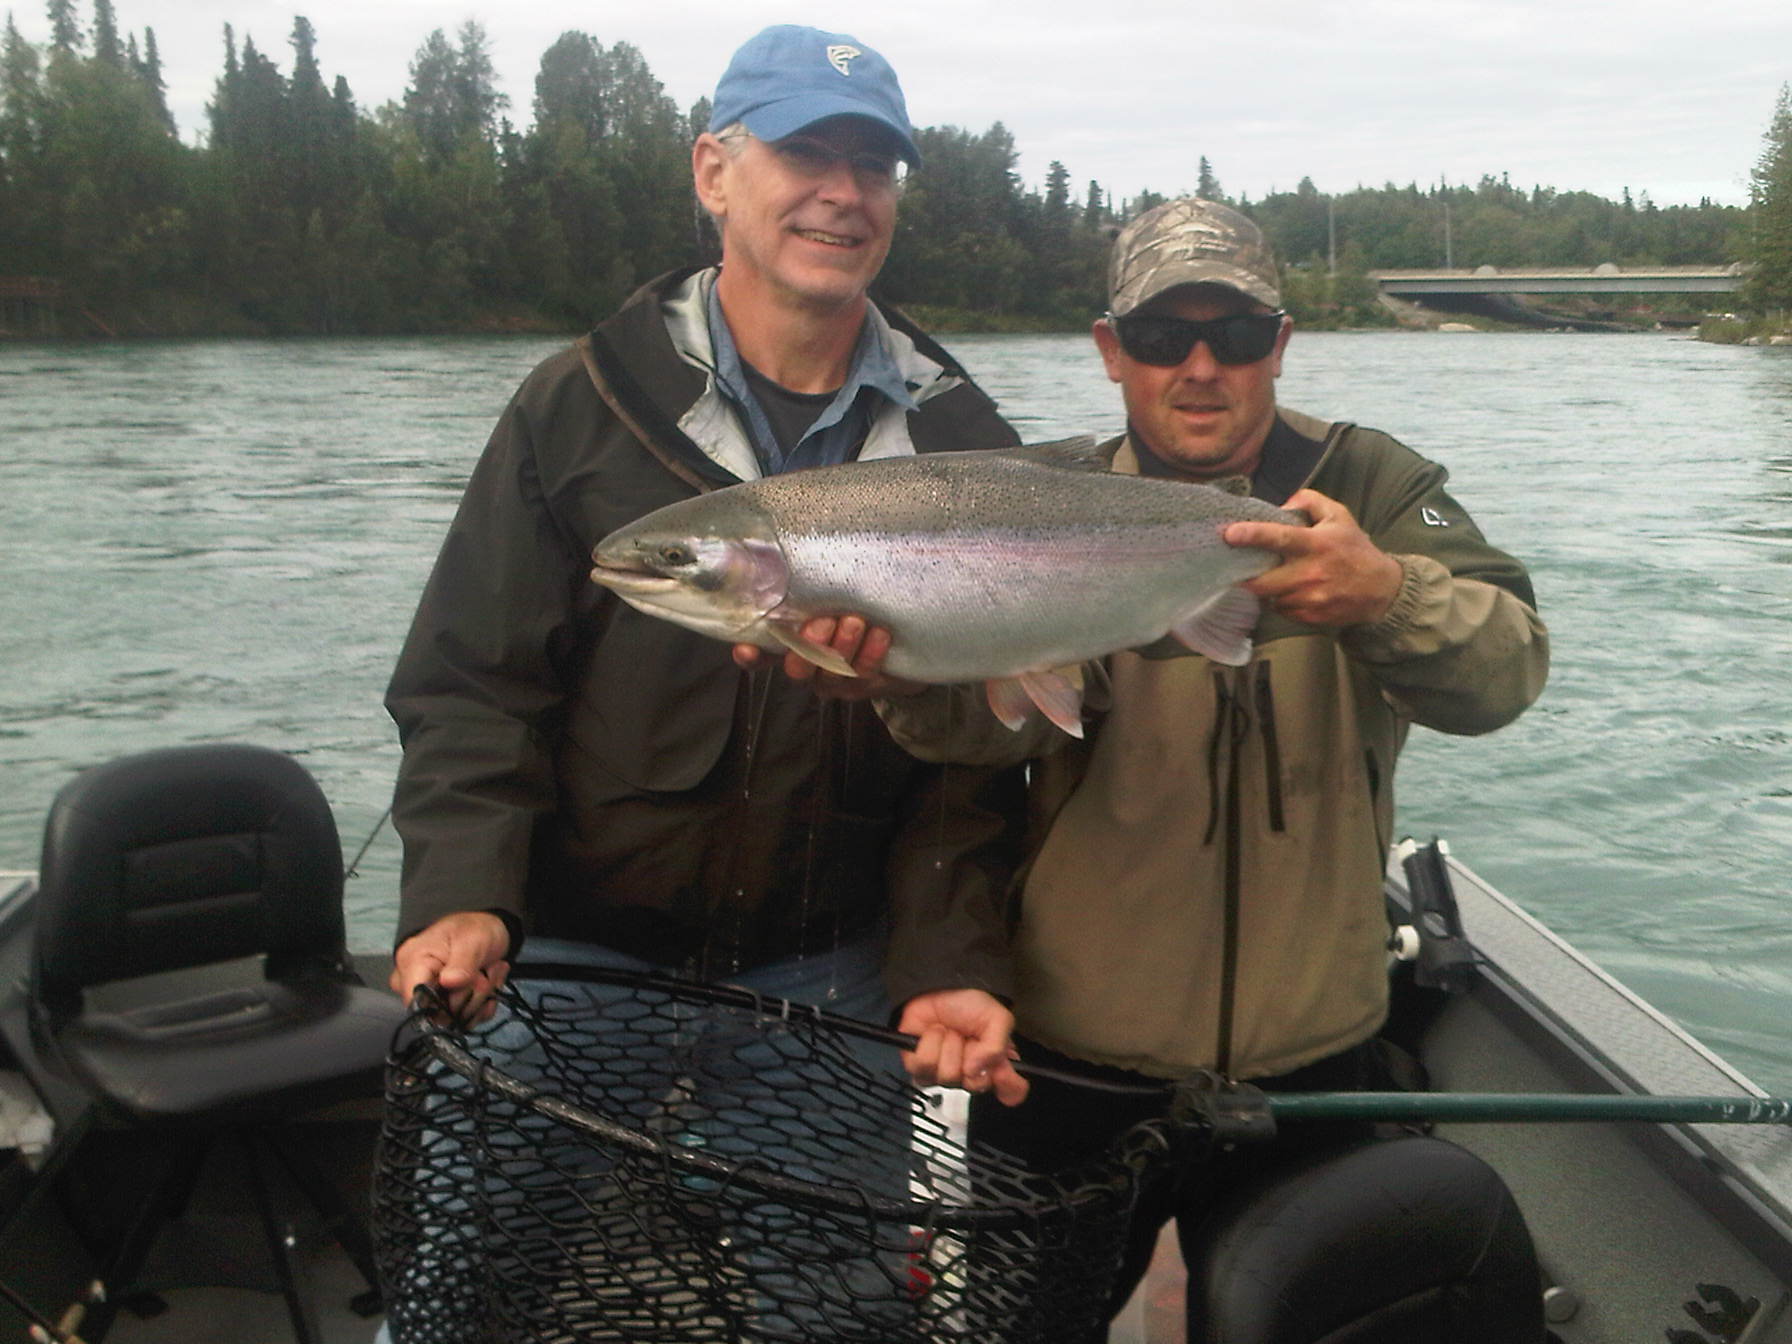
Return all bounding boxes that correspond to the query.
[1266,1091,1792,1125]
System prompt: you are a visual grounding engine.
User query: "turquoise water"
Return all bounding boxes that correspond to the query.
[3,329,1789,1092]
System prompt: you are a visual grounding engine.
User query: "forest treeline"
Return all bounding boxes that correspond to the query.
[0,4,1776,336]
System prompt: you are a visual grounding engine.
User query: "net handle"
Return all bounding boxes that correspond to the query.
[508,961,1169,1096]
[397,976,1146,1230]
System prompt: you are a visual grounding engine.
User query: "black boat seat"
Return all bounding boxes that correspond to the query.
[1193,1134,1545,1343]
[50,975,400,1123]
[27,742,405,1343]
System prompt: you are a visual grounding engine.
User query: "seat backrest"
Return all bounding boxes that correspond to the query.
[32,743,347,1014]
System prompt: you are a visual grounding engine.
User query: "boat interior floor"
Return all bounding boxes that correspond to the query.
[3,1101,387,1344]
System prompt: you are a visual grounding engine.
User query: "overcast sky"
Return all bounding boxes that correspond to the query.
[16,0,1791,208]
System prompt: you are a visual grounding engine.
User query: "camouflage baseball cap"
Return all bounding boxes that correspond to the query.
[1107,198,1281,315]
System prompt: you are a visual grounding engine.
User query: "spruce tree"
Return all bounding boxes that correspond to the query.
[46,0,81,54]
[90,0,118,67]
[1197,155,1222,201]
[1743,84,1792,314]
[139,28,173,132]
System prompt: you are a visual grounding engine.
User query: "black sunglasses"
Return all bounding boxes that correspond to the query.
[1108,310,1286,367]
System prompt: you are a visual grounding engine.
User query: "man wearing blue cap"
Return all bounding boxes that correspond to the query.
[386,26,1026,1093]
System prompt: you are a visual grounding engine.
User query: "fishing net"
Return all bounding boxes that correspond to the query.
[372,966,1199,1343]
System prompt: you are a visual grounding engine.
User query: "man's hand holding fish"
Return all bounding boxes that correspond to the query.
[1226,487,1407,628]
[731,613,927,700]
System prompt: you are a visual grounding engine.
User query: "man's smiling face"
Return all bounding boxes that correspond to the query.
[697,115,900,317]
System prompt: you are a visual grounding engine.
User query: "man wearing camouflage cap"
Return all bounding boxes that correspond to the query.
[878,198,1552,1338]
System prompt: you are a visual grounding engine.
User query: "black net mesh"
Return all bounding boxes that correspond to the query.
[373,968,1195,1343]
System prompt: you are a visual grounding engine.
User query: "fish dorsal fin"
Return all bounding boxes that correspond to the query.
[1169,586,1261,666]
[993,435,1116,474]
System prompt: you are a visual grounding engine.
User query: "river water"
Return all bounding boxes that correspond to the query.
[3,330,1790,1092]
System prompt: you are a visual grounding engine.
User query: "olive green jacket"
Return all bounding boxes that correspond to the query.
[879,409,1548,1078]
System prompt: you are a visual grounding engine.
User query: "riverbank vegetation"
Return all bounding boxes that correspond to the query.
[0,5,1777,338]
[1710,83,1792,344]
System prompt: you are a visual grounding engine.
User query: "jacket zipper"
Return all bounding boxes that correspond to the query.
[1209,667,1253,1078]
[1254,660,1287,834]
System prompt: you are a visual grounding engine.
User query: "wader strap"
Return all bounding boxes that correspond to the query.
[1310,419,1356,481]
[578,332,720,494]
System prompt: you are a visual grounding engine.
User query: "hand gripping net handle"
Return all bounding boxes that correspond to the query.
[388,966,1178,1228]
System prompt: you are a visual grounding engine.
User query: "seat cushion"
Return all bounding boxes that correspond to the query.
[53,978,405,1125]
[1195,1135,1544,1344]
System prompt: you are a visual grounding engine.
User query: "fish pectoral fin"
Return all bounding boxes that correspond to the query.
[1169,587,1261,667]
[767,623,859,677]
[985,670,1086,738]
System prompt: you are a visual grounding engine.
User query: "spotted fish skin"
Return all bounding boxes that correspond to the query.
[589,437,1303,733]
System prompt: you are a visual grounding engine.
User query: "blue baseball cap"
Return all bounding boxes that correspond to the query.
[709,25,921,166]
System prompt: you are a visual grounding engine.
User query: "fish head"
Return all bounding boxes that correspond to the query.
[590,505,789,645]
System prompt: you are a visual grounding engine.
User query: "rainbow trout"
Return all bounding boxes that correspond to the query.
[589,437,1303,736]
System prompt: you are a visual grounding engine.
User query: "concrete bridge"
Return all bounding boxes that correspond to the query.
[1370,264,1742,297]
[0,277,119,337]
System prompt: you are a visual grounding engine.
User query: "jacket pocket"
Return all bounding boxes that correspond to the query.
[562,607,739,792]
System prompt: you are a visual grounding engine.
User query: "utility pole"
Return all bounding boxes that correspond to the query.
[1327,195,1336,275]
[1443,199,1454,268]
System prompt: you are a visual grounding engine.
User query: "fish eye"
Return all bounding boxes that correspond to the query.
[658,543,694,566]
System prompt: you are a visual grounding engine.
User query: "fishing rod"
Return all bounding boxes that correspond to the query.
[890,1028,1792,1129]
[500,963,1792,1127]
[1263,1090,1792,1127]
[342,804,392,880]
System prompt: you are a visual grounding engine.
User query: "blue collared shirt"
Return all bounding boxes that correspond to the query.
[706,281,919,476]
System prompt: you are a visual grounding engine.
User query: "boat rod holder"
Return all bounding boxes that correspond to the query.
[1393,836,1478,995]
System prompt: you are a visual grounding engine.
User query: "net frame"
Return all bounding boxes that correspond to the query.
[372,965,1196,1344]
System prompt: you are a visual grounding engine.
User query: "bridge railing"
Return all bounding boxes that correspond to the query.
[1369,265,1742,295]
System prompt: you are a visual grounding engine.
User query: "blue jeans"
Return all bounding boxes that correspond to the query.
[377,935,910,1343]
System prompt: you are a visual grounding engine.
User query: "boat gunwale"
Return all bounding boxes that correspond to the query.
[1390,850,1792,1285]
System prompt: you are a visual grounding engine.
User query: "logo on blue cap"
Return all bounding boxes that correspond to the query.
[709,25,920,166]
